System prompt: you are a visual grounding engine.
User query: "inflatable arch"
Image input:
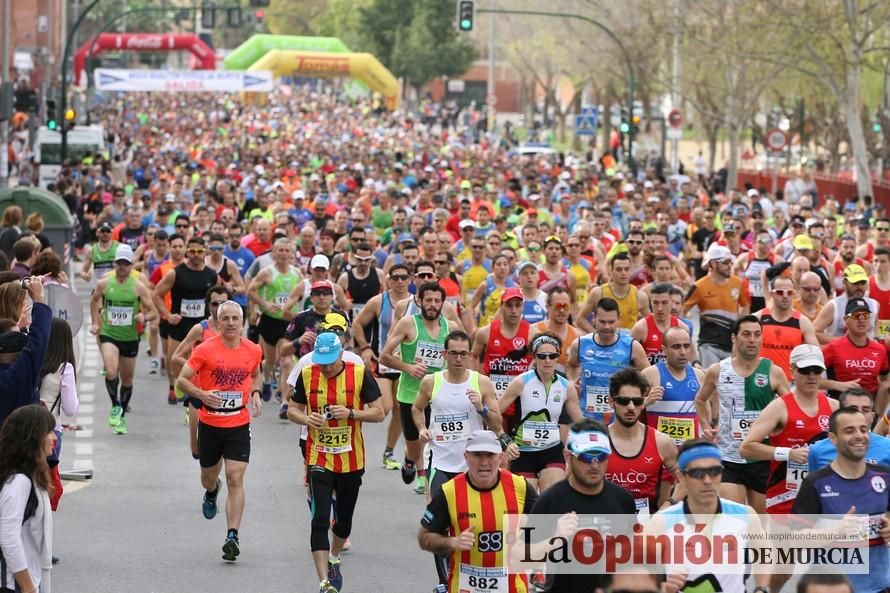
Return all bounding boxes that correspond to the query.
[249,50,400,110]
[223,35,351,71]
[74,33,215,85]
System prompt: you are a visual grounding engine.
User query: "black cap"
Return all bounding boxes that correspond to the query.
[845,297,871,315]
[790,215,806,226]
[857,217,871,229]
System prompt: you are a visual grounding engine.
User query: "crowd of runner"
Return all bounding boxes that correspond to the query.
[50,87,890,593]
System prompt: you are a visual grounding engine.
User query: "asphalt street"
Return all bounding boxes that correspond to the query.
[53,281,434,593]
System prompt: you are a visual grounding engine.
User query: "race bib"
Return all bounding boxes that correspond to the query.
[274,293,289,306]
[314,426,353,454]
[878,319,890,338]
[352,303,364,317]
[95,263,113,277]
[431,412,471,443]
[657,416,695,445]
[181,298,205,318]
[786,459,808,491]
[416,340,444,369]
[107,305,133,327]
[459,565,507,593]
[730,409,759,441]
[585,385,610,415]
[635,498,651,521]
[491,374,512,397]
[521,420,559,449]
[209,390,243,415]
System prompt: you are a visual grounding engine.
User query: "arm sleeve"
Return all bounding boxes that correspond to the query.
[420,491,452,533]
[359,367,382,404]
[292,370,308,405]
[60,362,79,418]
[0,475,31,573]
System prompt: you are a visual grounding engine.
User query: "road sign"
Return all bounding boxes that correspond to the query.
[666,127,683,141]
[486,93,497,107]
[668,108,683,128]
[575,106,597,136]
[766,128,788,151]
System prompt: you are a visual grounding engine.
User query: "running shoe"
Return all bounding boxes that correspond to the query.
[327,558,343,591]
[433,585,447,593]
[113,417,127,435]
[401,460,416,485]
[202,478,221,520]
[279,403,288,420]
[413,475,427,495]
[167,386,177,405]
[108,405,122,427]
[318,580,338,593]
[221,535,240,562]
[149,359,159,375]
[382,452,400,470]
[261,382,272,402]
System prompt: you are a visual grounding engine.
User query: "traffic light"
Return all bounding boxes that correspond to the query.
[63,108,77,131]
[254,9,265,23]
[457,0,475,32]
[14,89,38,113]
[619,120,630,134]
[46,99,58,130]
[632,114,641,135]
[874,111,882,133]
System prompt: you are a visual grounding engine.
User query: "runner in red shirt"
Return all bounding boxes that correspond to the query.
[739,344,838,514]
[868,247,890,337]
[821,297,890,399]
[631,283,685,366]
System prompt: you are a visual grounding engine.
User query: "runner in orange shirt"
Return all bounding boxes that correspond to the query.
[176,300,263,563]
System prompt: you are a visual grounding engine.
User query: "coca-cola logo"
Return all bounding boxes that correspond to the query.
[126,36,165,50]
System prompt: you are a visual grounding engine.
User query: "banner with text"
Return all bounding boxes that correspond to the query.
[94,69,274,93]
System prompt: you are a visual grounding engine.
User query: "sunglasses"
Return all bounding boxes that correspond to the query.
[390,274,409,281]
[773,289,794,296]
[846,311,870,320]
[550,303,570,311]
[209,301,227,307]
[572,450,609,464]
[795,366,823,375]
[176,224,190,229]
[683,466,723,480]
[311,290,333,297]
[98,228,112,233]
[878,227,890,232]
[471,245,485,249]
[187,249,205,255]
[612,396,645,407]
[447,350,470,358]
[326,327,346,336]
[626,240,643,245]
[535,352,559,360]
[415,272,435,279]
[209,245,224,252]
[488,241,501,246]
[435,260,449,265]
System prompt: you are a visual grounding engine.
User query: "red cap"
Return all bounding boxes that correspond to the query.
[527,208,538,216]
[501,287,523,303]
[311,280,333,292]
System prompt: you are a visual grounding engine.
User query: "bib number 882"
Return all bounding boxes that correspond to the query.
[467,575,499,590]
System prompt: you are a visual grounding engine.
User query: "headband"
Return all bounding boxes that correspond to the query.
[678,444,722,471]
[531,334,561,354]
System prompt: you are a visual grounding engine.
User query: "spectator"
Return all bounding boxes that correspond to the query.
[0,277,51,426]
[10,238,38,278]
[30,252,68,287]
[796,572,852,593]
[0,282,30,329]
[0,405,56,593]
[25,213,52,252]
[0,205,23,260]
[38,318,79,513]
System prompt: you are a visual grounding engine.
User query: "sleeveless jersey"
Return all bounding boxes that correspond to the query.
[210,256,232,284]
[479,276,516,326]
[759,308,803,380]
[606,426,664,518]
[716,358,775,464]
[301,362,369,473]
[483,319,533,397]
[641,314,680,365]
[440,276,461,308]
[100,275,139,341]
[171,263,218,322]
[578,333,634,423]
[461,262,490,304]
[260,265,301,319]
[521,294,548,324]
[346,267,381,320]
[868,276,890,337]
[537,267,570,294]
[429,371,485,473]
[396,314,448,404]
[765,392,833,514]
[199,319,217,342]
[442,470,530,593]
[601,283,639,330]
[745,256,773,311]
[146,250,170,277]
[564,258,593,303]
[374,292,398,373]
[647,362,701,444]
[628,263,651,288]
[512,370,569,452]
[92,240,120,278]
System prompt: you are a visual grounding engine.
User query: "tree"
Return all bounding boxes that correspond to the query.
[265,0,328,36]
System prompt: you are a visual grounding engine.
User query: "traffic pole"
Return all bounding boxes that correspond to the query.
[0,0,10,188]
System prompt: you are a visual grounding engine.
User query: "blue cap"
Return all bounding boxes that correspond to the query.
[398,232,415,244]
[312,332,342,364]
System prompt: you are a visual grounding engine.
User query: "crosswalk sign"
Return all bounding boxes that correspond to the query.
[575,106,597,136]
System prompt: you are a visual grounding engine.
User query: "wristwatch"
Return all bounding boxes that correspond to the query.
[251,389,262,399]
[348,409,355,420]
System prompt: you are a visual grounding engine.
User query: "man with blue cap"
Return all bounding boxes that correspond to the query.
[288,331,385,593]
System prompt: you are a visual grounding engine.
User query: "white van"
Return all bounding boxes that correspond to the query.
[34,125,106,190]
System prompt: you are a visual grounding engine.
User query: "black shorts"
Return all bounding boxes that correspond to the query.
[158,320,170,339]
[167,317,203,343]
[510,444,566,477]
[722,460,769,494]
[258,313,290,345]
[186,396,203,410]
[197,422,251,468]
[429,468,460,499]
[98,335,139,358]
[399,401,430,442]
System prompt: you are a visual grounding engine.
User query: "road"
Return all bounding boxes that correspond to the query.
[53,282,434,593]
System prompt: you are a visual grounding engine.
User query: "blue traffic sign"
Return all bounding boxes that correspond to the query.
[575,106,597,136]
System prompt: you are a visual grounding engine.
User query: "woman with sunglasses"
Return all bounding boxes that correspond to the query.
[498,333,582,493]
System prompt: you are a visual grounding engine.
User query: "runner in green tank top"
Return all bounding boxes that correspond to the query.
[80,220,120,282]
[89,244,158,435]
[743,358,777,410]
[380,282,459,495]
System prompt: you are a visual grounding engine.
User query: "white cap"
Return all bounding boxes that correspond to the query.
[702,243,732,267]
[165,193,176,202]
[310,173,321,182]
[458,219,476,229]
[615,172,625,180]
[622,183,635,193]
[528,193,541,202]
[400,187,412,196]
[647,196,661,204]
[254,164,265,176]
[643,180,654,189]
[114,244,134,263]
[310,254,330,270]
[790,344,825,371]
[560,171,571,180]
[292,189,305,200]
[747,188,759,198]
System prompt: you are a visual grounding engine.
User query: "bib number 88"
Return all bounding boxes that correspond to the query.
[477,530,503,552]
[468,576,499,590]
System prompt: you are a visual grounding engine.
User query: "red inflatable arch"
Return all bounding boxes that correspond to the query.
[73,33,216,85]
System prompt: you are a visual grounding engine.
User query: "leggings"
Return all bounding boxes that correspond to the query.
[308,467,363,551]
